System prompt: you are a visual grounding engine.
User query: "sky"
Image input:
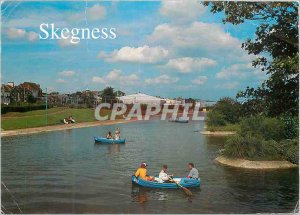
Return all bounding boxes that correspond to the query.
[1,0,268,100]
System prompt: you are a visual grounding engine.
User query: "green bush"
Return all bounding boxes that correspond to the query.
[206,111,226,127]
[278,139,299,164]
[1,105,49,114]
[239,116,285,141]
[280,113,299,139]
[223,135,263,159]
[223,135,283,160]
[210,97,241,124]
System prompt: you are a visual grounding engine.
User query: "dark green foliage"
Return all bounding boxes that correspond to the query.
[1,105,48,114]
[114,90,125,97]
[206,97,241,126]
[239,116,285,141]
[27,94,37,103]
[278,139,299,164]
[222,116,299,163]
[206,111,226,127]
[223,135,282,160]
[204,1,299,117]
[280,113,299,139]
[101,86,115,102]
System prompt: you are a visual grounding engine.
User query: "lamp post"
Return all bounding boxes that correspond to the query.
[45,88,48,125]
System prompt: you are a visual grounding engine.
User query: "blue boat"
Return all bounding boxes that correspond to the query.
[94,137,126,144]
[131,175,200,188]
[168,118,189,123]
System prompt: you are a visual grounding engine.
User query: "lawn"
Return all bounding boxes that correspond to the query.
[1,107,112,130]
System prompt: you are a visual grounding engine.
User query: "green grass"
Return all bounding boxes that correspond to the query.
[1,107,114,130]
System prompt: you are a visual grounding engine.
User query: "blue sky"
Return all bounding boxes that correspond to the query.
[1,1,268,100]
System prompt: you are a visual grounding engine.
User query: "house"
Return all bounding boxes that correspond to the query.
[1,84,13,105]
[19,82,43,99]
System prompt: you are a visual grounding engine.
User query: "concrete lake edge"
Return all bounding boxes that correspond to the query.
[1,119,138,137]
[215,155,298,169]
[200,131,236,136]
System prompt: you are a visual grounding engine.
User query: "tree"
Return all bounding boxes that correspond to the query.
[114,90,125,97]
[101,87,115,103]
[211,97,241,124]
[27,94,37,104]
[203,2,299,116]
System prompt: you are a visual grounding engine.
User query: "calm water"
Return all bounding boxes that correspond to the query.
[1,120,299,213]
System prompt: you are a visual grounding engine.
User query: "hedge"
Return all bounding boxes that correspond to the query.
[1,105,50,114]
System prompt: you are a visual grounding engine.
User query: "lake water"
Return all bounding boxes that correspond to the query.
[1,120,299,213]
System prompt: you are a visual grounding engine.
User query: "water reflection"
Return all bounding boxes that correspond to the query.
[131,184,169,203]
[94,143,122,155]
[131,185,148,203]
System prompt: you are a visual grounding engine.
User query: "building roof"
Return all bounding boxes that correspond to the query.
[1,84,13,92]
[118,93,162,101]
[19,82,41,91]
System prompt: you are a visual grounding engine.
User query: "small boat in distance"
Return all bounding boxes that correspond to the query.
[94,137,126,144]
[131,175,200,188]
[168,118,189,123]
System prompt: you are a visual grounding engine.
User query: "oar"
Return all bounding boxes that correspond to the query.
[168,176,192,197]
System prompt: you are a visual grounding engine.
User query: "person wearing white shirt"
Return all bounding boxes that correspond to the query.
[158,165,173,183]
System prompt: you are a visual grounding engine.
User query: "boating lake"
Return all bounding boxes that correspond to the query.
[1,120,299,213]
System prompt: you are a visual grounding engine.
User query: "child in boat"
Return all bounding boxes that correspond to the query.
[134,162,154,181]
[115,128,120,140]
[106,132,113,139]
[158,164,173,183]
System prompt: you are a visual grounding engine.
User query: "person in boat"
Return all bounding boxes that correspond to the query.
[115,128,121,140]
[134,162,154,181]
[187,163,199,179]
[158,164,173,183]
[106,131,113,139]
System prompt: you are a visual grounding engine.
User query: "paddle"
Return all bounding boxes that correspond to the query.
[168,176,192,197]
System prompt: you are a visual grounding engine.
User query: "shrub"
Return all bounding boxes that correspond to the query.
[239,116,285,141]
[206,110,226,127]
[223,135,283,160]
[278,139,299,164]
[211,97,241,124]
[223,135,265,159]
[280,113,299,139]
[1,105,49,114]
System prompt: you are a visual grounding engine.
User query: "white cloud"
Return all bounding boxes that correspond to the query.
[5,28,38,42]
[6,28,26,39]
[59,70,76,77]
[217,82,239,89]
[145,74,179,85]
[192,76,207,85]
[149,22,239,50]
[164,57,217,73]
[27,31,38,41]
[92,76,105,84]
[87,4,106,20]
[148,22,253,62]
[216,63,265,80]
[58,37,80,47]
[56,78,67,83]
[98,45,169,64]
[92,69,139,86]
[160,0,206,23]
[68,4,106,21]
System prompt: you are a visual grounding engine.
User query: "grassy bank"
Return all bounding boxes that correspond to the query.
[1,107,113,130]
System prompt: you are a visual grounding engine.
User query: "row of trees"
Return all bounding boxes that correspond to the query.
[203,1,298,117]
[203,2,299,163]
